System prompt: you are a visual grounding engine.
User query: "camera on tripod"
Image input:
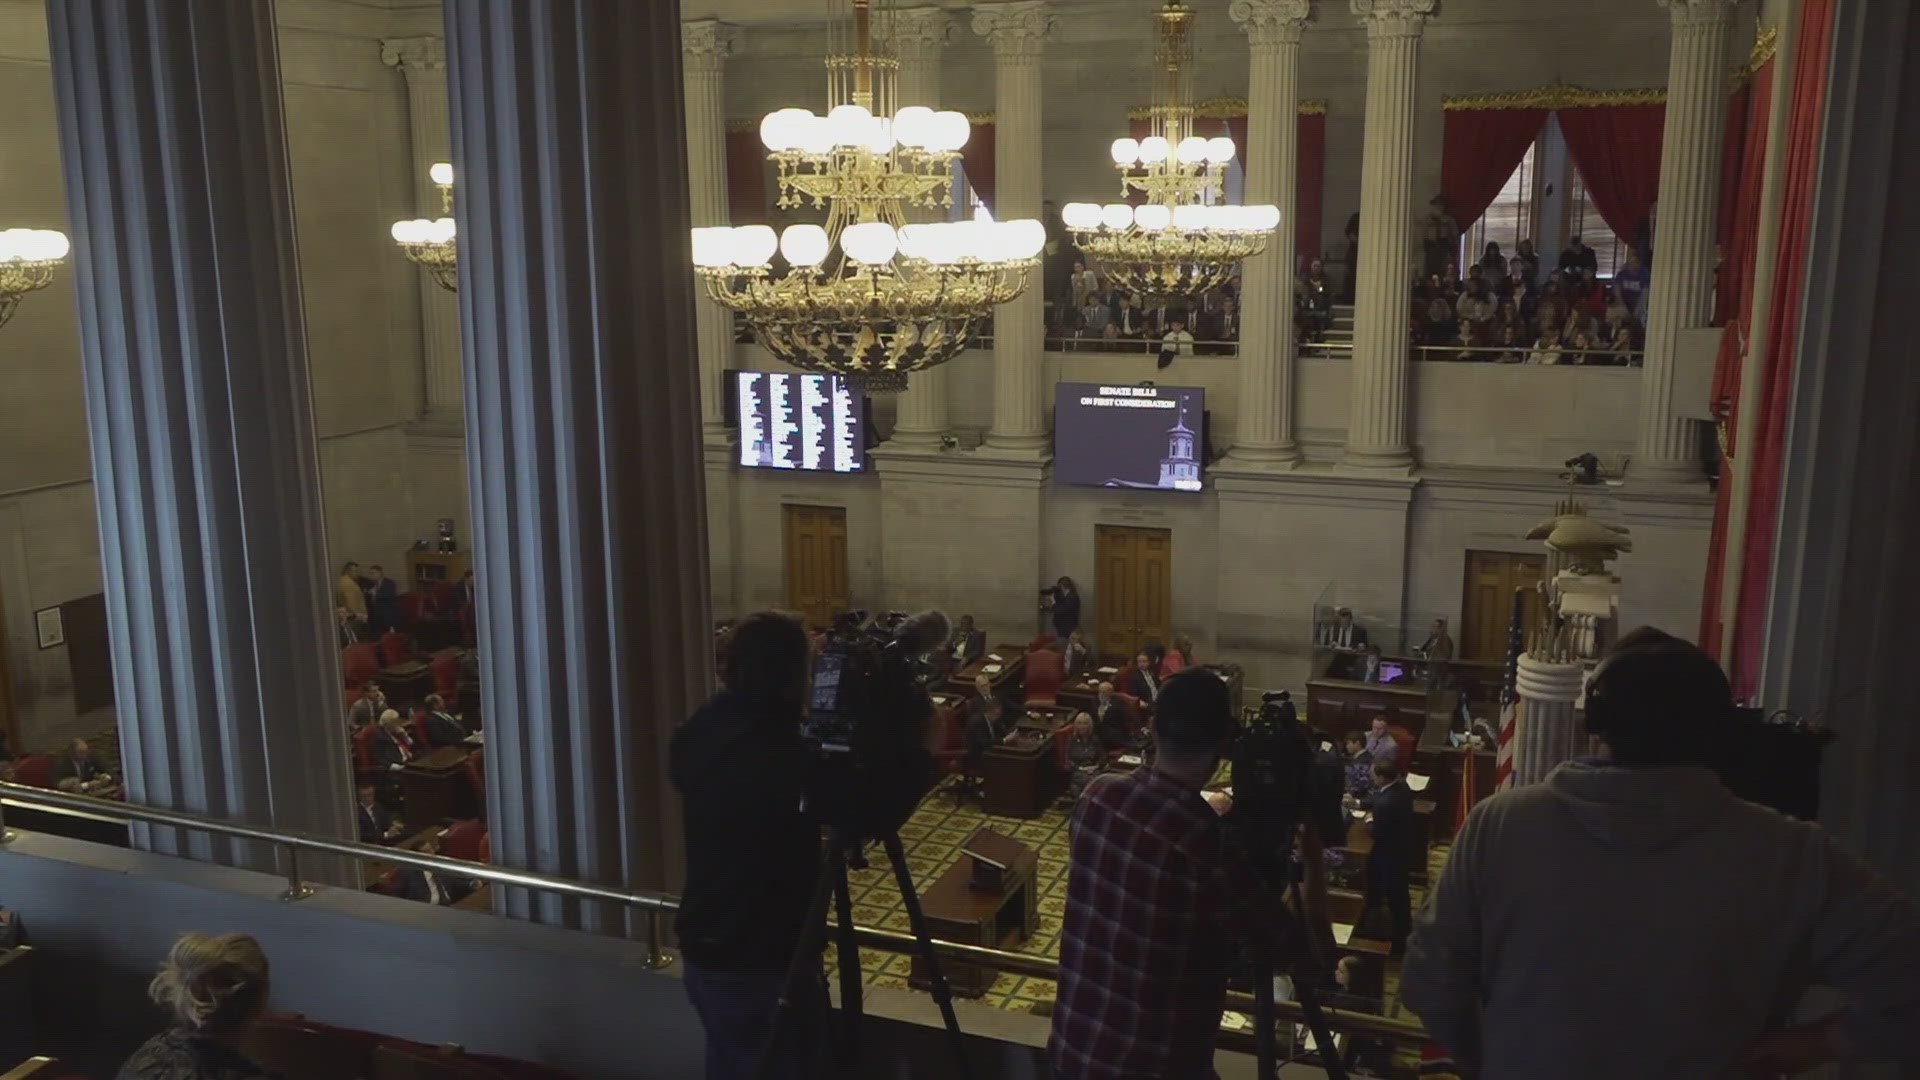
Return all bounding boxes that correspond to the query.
[1228,691,1346,873]
[802,609,946,841]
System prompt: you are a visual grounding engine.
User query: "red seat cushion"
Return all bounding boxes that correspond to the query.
[442,819,486,863]
[342,643,381,688]
[13,754,56,789]
[1024,650,1064,707]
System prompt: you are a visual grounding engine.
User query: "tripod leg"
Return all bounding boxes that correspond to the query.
[754,839,843,1080]
[881,833,972,1080]
[830,843,863,1067]
[1285,880,1350,1080]
[1250,951,1280,1080]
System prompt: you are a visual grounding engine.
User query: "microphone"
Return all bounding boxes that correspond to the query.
[888,610,952,657]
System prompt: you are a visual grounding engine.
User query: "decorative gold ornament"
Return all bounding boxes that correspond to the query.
[389,163,457,293]
[1065,1,1278,301]
[0,228,70,330]
[1441,82,1667,111]
[692,0,1042,392]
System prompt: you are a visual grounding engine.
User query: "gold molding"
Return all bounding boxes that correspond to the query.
[731,111,998,130]
[1732,25,1780,84]
[1124,96,1326,120]
[1441,81,1665,111]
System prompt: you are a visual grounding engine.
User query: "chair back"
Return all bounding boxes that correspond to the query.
[239,1016,379,1080]
[430,651,461,699]
[442,819,486,863]
[372,1043,512,1080]
[342,643,382,687]
[1388,724,1416,769]
[1023,649,1064,707]
[379,630,413,668]
[409,708,433,749]
[352,725,381,777]
[464,749,486,816]
[11,756,55,789]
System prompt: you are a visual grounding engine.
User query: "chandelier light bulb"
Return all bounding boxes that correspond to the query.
[930,110,971,153]
[840,221,899,265]
[1133,204,1172,232]
[760,109,798,152]
[389,220,421,244]
[1250,204,1282,231]
[1061,202,1102,230]
[796,113,835,155]
[690,226,735,268]
[1175,136,1210,165]
[779,223,831,267]
[730,224,779,268]
[892,106,934,149]
[1000,219,1046,261]
[1205,137,1236,164]
[1110,138,1141,165]
[1100,204,1135,231]
[1138,136,1170,164]
[1172,204,1207,231]
[865,117,896,154]
[428,162,454,186]
[919,223,967,265]
[427,218,457,244]
[826,104,874,148]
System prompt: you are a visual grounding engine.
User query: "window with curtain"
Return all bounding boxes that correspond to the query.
[1566,169,1629,277]
[953,167,987,222]
[1460,142,1537,271]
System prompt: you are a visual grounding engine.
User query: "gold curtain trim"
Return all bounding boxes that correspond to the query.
[726,118,758,134]
[1441,81,1666,111]
[1123,96,1326,120]
[966,111,995,125]
[1732,25,1780,85]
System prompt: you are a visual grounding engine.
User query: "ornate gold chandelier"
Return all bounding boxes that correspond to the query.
[1063,1,1278,300]
[690,0,1043,393]
[389,163,457,292]
[0,228,70,330]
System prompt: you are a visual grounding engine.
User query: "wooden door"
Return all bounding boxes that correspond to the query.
[1094,525,1173,661]
[63,593,115,715]
[782,505,850,630]
[1460,550,1548,661]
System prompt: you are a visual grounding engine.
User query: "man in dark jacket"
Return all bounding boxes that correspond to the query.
[420,695,469,747]
[1362,759,1416,956]
[671,612,826,1080]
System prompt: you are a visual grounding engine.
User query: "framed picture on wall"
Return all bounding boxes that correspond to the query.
[34,605,64,650]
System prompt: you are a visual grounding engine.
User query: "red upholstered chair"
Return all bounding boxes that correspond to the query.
[430,651,461,700]
[1389,724,1416,770]
[409,707,432,749]
[12,754,56,789]
[476,832,491,864]
[464,749,485,817]
[240,1015,381,1080]
[342,642,382,688]
[1024,649,1064,708]
[396,591,429,628]
[379,630,413,669]
[372,1042,513,1080]
[351,725,382,779]
[1027,632,1059,652]
[930,702,966,778]
[442,819,486,863]
[1115,693,1147,742]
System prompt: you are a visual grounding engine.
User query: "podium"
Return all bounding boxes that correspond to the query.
[400,746,476,826]
[910,828,1039,997]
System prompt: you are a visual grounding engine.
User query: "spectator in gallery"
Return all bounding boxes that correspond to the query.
[1422,196,1459,277]
[1536,275,1571,333]
[1424,290,1458,346]
[356,781,395,843]
[1045,576,1082,639]
[1558,233,1600,277]
[1614,247,1650,319]
[1495,324,1528,364]
[1343,210,1361,301]
[1511,237,1541,283]
[1124,651,1161,706]
[1455,277,1496,346]
[1157,316,1195,370]
[372,709,420,771]
[1063,628,1094,680]
[1071,259,1099,310]
[1529,326,1564,366]
[1477,240,1508,280]
[1079,291,1111,339]
[1608,317,1639,363]
[364,564,400,636]
[119,932,277,1080]
[1566,325,1598,364]
[1112,294,1145,341]
[1401,630,1920,1079]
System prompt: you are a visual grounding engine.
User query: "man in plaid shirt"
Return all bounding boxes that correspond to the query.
[1049,670,1296,1079]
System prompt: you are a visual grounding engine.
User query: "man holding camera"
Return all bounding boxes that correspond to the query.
[1050,669,1293,1079]
[671,612,826,1079]
[1402,629,1920,1078]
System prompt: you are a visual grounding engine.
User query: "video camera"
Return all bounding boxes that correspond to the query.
[803,609,949,840]
[1227,690,1347,873]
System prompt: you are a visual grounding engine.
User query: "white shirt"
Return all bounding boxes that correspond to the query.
[1161,330,1195,356]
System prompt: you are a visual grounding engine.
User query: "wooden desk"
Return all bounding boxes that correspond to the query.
[399,746,476,826]
[375,660,434,713]
[982,709,1074,818]
[361,826,441,887]
[948,644,1027,695]
[910,830,1038,997]
[454,882,493,912]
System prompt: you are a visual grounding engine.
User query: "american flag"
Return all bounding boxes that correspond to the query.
[1494,586,1528,791]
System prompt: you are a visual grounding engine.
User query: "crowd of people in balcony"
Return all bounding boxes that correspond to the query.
[1412,236,1650,366]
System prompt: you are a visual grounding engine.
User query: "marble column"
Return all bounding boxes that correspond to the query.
[1227,0,1310,465]
[381,36,464,428]
[974,1,1051,452]
[1636,0,1740,479]
[1343,0,1432,472]
[45,0,355,876]
[446,0,713,929]
[1514,655,1586,786]
[888,7,955,447]
[683,20,737,447]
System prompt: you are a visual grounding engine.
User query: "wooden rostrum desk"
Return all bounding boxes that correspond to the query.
[982,706,1076,818]
[909,829,1039,998]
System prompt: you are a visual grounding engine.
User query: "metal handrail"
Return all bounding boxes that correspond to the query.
[0,782,1430,1046]
[1414,344,1645,366]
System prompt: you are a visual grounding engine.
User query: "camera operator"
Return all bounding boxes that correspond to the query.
[1402,628,1920,1079]
[671,612,826,1080]
[1050,670,1297,1079]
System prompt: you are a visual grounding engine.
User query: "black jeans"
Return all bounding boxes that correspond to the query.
[682,960,829,1080]
[1362,867,1411,955]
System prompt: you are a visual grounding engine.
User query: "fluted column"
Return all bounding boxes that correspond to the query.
[974,1,1051,451]
[1344,0,1432,472]
[684,20,737,446]
[1637,0,1740,478]
[446,0,712,929]
[888,7,955,447]
[381,36,464,426]
[1515,655,1585,785]
[1228,0,1310,464]
[46,0,354,876]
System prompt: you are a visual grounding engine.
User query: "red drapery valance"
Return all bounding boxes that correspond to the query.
[961,124,996,214]
[1440,108,1549,238]
[1714,81,1754,323]
[724,129,767,224]
[1296,111,1325,263]
[1556,102,1667,242]
[1729,0,1834,698]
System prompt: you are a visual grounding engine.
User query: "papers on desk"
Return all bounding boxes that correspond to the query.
[463,731,484,746]
[1096,666,1119,676]
[1116,754,1144,768]
[1407,773,1431,792]
[1220,1011,1253,1033]
[986,653,1003,662]
[1331,921,1356,945]
[982,663,1003,675]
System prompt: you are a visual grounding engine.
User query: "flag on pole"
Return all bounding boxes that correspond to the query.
[1494,586,1528,791]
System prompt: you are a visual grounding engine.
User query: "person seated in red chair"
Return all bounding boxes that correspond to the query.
[52,737,110,792]
[1092,682,1134,751]
[121,931,279,1079]
[1158,634,1195,680]
[371,710,421,771]
[356,781,399,844]
[946,614,987,669]
[396,832,480,907]
[419,694,470,747]
[1062,629,1094,680]
[1064,714,1105,800]
[1123,651,1161,708]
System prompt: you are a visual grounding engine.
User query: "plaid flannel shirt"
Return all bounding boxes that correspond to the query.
[1049,767,1289,1080]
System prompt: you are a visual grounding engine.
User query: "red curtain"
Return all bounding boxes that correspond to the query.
[1713,81,1754,324]
[961,123,996,215]
[1297,111,1326,263]
[1729,0,1835,698]
[724,130,767,224]
[1557,103,1666,241]
[1439,108,1548,237]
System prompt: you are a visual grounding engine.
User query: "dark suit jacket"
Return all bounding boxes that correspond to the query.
[357,802,393,843]
[423,710,469,747]
[372,730,420,770]
[948,629,986,665]
[1094,700,1133,750]
[1124,667,1160,705]
[367,578,400,631]
[52,755,98,785]
[1063,642,1092,679]
[1331,621,1370,650]
[1366,780,1417,880]
[397,867,476,906]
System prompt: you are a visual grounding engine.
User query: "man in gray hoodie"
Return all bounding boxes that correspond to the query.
[1401,629,1920,1078]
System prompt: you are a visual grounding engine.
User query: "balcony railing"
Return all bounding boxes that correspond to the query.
[0,781,1430,1050]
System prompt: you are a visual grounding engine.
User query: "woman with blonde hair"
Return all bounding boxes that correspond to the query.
[119,932,277,1079]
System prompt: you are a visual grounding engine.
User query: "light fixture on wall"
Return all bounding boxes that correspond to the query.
[1063,1,1278,300]
[0,228,71,330]
[689,0,1044,393]
[390,162,457,292]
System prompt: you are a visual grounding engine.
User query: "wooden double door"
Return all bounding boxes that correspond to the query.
[1095,525,1172,662]
[782,505,850,630]
[1460,550,1548,661]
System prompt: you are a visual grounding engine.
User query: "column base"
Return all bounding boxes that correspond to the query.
[982,431,1051,454]
[702,420,736,449]
[408,406,467,440]
[888,428,947,448]
[1222,442,1302,471]
[1339,444,1416,475]
[1629,456,1708,485]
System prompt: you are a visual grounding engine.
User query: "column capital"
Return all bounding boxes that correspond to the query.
[893,6,954,59]
[1350,0,1434,38]
[1657,0,1740,30]
[973,1,1051,62]
[1232,0,1311,47]
[380,35,444,80]
[681,19,738,74]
